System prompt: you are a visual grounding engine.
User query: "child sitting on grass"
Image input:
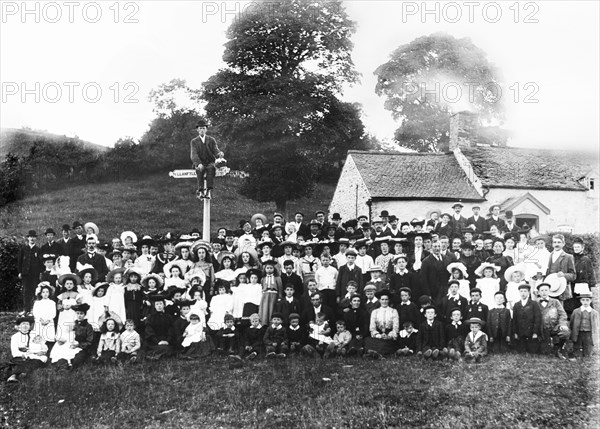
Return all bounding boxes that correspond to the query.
[324,320,351,358]
[287,313,307,354]
[303,312,333,358]
[242,313,265,360]
[417,305,445,360]
[96,318,120,364]
[118,319,141,363]
[444,308,466,360]
[180,313,212,359]
[396,321,418,356]
[263,312,288,358]
[7,313,48,383]
[217,314,239,355]
[464,318,488,362]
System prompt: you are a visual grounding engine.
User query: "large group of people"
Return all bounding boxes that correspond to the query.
[7,203,599,383]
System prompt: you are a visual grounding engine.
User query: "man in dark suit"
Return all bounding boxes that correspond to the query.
[40,228,61,257]
[18,230,43,311]
[466,205,486,235]
[485,204,506,231]
[77,236,109,281]
[502,210,519,234]
[292,211,310,239]
[68,221,86,273]
[56,224,72,257]
[512,283,542,354]
[300,292,335,329]
[450,203,468,238]
[190,120,223,199]
[421,241,450,303]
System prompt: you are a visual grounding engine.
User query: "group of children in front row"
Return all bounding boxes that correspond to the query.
[6,274,598,383]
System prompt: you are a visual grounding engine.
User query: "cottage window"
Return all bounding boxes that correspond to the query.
[589,177,596,190]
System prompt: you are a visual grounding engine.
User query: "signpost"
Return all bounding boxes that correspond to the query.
[169,167,230,241]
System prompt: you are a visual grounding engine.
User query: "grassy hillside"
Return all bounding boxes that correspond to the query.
[0,128,108,159]
[0,174,336,239]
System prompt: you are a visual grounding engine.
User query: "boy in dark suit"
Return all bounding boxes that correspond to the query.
[242,313,265,359]
[444,307,467,360]
[440,280,468,322]
[512,283,542,354]
[464,288,489,331]
[417,305,446,360]
[281,260,304,299]
[396,287,420,328]
[396,321,419,356]
[287,313,307,354]
[274,285,302,324]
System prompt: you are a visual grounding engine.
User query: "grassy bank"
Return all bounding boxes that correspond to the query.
[0,174,336,239]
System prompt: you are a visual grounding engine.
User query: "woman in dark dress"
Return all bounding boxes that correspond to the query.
[343,294,370,355]
[486,240,514,292]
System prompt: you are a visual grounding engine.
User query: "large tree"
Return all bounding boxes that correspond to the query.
[374,33,503,152]
[202,0,361,212]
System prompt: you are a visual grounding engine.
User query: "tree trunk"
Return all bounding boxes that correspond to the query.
[275,199,287,215]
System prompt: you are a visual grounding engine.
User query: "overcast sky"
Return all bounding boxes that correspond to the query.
[1,1,598,151]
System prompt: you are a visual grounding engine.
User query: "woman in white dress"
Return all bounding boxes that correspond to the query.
[77,265,98,310]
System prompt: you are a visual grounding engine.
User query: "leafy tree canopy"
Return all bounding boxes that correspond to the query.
[375,33,503,152]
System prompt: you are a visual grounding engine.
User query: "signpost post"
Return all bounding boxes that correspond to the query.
[168,167,229,242]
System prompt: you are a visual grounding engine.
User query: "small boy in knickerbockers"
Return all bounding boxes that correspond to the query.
[217,314,240,356]
[7,313,48,383]
[487,291,512,354]
[242,313,265,360]
[569,293,599,359]
[444,307,467,360]
[263,312,288,359]
[464,317,488,362]
[417,305,446,360]
[287,313,307,354]
[118,319,141,363]
[324,320,352,358]
[396,321,418,356]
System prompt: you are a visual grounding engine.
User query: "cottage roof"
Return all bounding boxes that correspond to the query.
[348,150,483,201]
[461,146,598,191]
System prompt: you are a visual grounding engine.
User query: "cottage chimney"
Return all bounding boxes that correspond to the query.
[449,111,479,150]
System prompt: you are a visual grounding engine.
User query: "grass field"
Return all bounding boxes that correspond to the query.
[1,176,600,428]
[0,174,336,239]
[0,312,598,429]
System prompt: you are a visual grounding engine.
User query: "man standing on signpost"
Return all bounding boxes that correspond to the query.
[191,120,223,200]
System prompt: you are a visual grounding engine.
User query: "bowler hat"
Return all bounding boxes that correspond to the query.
[196,119,208,128]
[44,228,56,235]
[332,213,342,220]
[26,230,37,237]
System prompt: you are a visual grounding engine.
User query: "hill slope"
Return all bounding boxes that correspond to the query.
[0,127,108,158]
[0,173,335,239]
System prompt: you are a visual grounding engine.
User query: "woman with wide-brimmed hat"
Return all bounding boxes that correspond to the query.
[485,239,514,291]
[250,213,269,239]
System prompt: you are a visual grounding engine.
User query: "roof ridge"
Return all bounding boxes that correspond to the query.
[348,150,451,156]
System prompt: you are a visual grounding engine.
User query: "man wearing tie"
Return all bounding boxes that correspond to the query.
[77,236,109,281]
[546,234,577,303]
[40,228,61,257]
[421,241,449,303]
[467,205,486,235]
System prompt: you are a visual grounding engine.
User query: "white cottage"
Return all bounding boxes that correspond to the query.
[330,112,600,233]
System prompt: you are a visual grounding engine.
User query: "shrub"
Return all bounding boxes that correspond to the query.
[0,236,22,311]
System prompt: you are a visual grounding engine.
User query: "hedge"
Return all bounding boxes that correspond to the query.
[0,236,22,311]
